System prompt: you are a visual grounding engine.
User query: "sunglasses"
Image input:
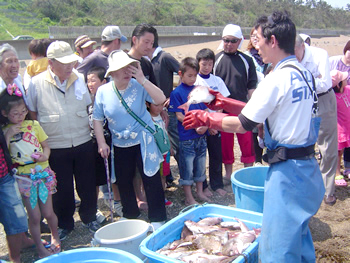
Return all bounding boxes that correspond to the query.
[222,38,240,44]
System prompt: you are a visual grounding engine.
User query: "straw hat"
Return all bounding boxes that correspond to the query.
[74,35,97,49]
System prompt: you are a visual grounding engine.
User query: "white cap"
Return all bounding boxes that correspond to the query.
[47,41,80,64]
[105,50,139,77]
[101,26,127,42]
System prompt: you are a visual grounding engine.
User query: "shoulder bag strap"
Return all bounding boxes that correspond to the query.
[112,82,156,135]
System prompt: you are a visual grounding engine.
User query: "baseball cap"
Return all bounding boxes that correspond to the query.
[101,26,127,42]
[47,41,80,64]
[74,35,97,49]
[105,50,139,77]
[330,70,348,88]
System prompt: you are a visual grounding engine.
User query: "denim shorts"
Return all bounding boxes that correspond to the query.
[0,174,28,235]
[179,136,207,186]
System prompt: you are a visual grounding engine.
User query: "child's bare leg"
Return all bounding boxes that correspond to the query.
[133,170,148,210]
[161,176,166,191]
[337,150,343,176]
[40,195,60,254]
[183,185,198,205]
[23,198,51,258]
[6,233,23,263]
[112,184,121,201]
[196,182,211,202]
[224,163,232,180]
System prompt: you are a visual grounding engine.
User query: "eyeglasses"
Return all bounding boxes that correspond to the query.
[222,38,240,44]
[250,34,258,39]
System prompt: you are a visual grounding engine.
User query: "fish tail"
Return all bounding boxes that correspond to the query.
[178,102,189,114]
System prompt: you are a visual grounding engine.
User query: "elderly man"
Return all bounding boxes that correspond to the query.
[74,35,96,60]
[295,35,337,205]
[77,25,127,81]
[26,41,99,240]
[213,24,257,180]
[183,11,325,262]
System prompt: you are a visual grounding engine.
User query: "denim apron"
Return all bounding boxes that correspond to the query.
[259,112,325,262]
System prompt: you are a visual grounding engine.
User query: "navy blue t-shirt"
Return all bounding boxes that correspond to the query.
[169,83,207,141]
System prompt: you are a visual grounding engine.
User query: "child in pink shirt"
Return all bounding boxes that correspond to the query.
[331,70,350,186]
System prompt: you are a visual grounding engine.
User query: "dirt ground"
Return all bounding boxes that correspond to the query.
[1,35,350,262]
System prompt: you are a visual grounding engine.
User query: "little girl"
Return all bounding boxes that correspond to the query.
[146,101,173,207]
[331,70,350,187]
[0,85,60,259]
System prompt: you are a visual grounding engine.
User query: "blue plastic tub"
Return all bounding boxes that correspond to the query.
[231,166,268,213]
[140,204,263,263]
[35,247,144,263]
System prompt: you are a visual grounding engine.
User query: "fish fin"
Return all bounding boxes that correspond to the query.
[178,102,189,114]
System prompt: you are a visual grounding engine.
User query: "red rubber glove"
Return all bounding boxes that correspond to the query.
[205,89,247,115]
[183,110,228,131]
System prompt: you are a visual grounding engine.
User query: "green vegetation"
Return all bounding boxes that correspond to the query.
[0,0,349,40]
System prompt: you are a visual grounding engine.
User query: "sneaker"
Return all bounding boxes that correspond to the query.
[83,220,101,233]
[113,200,123,217]
[103,199,123,217]
[58,228,72,241]
[165,199,173,207]
[96,209,106,224]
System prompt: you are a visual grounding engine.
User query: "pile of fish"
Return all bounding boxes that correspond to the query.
[156,217,261,263]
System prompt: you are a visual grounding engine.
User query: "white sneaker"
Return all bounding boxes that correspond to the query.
[113,200,123,217]
[96,209,106,224]
[103,199,123,217]
[151,221,165,231]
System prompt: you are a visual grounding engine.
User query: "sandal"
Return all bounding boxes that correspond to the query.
[335,175,347,187]
[48,244,61,254]
[343,169,350,178]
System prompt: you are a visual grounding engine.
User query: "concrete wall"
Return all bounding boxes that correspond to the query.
[1,28,349,60]
[0,35,222,60]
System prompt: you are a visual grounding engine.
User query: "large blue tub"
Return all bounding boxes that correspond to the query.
[35,247,143,263]
[140,204,263,263]
[231,166,268,213]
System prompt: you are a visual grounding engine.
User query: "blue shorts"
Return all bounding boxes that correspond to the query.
[179,136,207,185]
[0,174,28,235]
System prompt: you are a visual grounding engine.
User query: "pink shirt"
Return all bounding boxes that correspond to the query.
[336,85,350,149]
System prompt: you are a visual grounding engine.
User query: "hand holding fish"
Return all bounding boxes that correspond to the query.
[183,110,228,131]
[205,88,247,115]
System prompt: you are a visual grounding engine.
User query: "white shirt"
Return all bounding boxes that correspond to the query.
[242,57,314,146]
[300,45,331,94]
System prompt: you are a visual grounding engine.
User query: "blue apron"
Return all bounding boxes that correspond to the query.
[259,116,325,263]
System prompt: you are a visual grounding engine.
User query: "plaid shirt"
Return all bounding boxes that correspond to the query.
[0,145,8,178]
[0,129,11,178]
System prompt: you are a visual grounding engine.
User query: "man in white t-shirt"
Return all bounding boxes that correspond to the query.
[183,11,325,262]
[295,34,338,205]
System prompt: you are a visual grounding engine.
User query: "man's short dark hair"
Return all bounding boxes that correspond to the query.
[196,48,215,64]
[179,57,199,74]
[87,67,106,82]
[131,23,157,47]
[255,10,296,55]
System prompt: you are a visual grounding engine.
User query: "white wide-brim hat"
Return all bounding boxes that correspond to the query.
[105,50,140,78]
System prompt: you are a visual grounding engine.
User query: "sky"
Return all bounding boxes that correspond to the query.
[325,0,348,8]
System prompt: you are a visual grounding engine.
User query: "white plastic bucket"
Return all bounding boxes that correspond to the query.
[92,219,151,260]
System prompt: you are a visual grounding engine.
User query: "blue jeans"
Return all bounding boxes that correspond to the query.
[179,136,207,186]
[0,174,28,235]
